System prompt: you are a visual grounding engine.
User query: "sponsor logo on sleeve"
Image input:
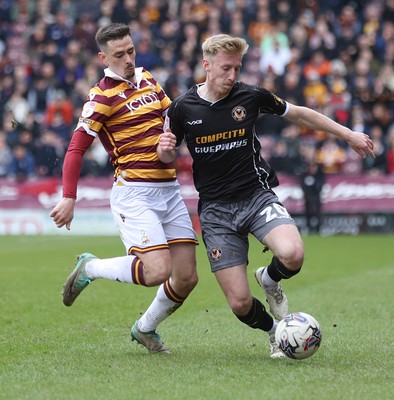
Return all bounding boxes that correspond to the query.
[82,101,97,118]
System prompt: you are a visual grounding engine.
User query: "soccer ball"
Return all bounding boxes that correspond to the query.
[275,312,322,360]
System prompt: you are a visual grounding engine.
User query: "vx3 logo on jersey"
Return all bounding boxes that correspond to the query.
[186,119,202,125]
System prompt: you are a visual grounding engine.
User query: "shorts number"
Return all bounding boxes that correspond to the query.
[260,203,290,223]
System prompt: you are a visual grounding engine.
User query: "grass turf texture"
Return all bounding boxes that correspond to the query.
[1,234,393,400]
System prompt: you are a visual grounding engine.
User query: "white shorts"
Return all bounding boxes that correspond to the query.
[110,180,198,255]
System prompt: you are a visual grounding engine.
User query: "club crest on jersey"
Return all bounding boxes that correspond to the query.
[209,246,222,262]
[82,101,97,118]
[141,231,150,245]
[232,106,246,121]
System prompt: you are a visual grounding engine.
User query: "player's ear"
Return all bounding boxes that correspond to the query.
[98,52,108,66]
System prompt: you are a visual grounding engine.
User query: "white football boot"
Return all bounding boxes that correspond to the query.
[255,267,289,321]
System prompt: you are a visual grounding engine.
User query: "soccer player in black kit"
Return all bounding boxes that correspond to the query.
[162,34,375,358]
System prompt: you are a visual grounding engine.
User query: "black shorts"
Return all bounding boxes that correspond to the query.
[199,190,295,272]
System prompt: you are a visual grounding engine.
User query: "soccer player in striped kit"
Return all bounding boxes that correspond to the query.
[50,23,198,354]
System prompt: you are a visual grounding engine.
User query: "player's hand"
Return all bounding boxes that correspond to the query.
[348,131,375,159]
[157,129,177,163]
[159,129,177,152]
[50,197,76,230]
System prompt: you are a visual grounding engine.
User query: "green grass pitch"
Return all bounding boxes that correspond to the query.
[1,234,393,400]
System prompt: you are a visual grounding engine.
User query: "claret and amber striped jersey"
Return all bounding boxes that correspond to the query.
[168,82,288,202]
[76,67,174,184]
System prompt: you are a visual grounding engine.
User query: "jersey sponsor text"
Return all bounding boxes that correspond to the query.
[195,139,247,153]
[196,128,245,144]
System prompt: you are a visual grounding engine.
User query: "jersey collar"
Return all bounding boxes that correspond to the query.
[104,67,144,88]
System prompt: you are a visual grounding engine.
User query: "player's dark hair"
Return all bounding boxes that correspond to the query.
[95,23,131,50]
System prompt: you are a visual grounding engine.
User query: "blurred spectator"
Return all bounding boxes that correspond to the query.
[315,136,347,175]
[27,71,58,122]
[362,125,387,175]
[334,3,362,48]
[72,12,100,53]
[386,124,394,175]
[303,50,331,81]
[35,129,64,177]
[277,70,304,105]
[3,110,20,148]
[44,90,74,142]
[255,112,289,140]
[307,15,336,59]
[89,137,112,176]
[4,83,31,125]
[0,131,11,177]
[46,11,73,52]
[281,124,302,170]
[326,64,351,125]
[7,144,36,181]
[44,110,72,144]
[23,111,42,143]
[112,0,139,25]
[268,138,295,175]
[303,71,328,110]
[228,8,250,44]
[0,75,16,127]
[80,147,104,177]
[298,143,325,234]
[40,41,63,71]
[57,54,85,95]
[135,32,161,71]
[368,102,393,133]
[350,57,376,105]
[164,60,195,100]
[259,36,291,76]
[383,0,394,22]
[175,22,201,68]
[248,1,272,45]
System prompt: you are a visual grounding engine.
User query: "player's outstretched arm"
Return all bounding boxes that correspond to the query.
[285,103,375,159]
[49,130,94,230]
[50,197,76,230]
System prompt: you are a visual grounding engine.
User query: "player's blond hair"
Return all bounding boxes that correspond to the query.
[202,34,249,60]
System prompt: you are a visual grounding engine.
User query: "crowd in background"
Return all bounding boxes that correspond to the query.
[0,0,394,183]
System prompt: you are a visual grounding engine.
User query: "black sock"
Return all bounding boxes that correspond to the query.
[235,297,274,332]
[267,256,301,282]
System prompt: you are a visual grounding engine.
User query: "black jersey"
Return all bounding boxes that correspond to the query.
[168,82,288,202]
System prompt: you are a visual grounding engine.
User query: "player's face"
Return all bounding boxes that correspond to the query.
[99,35,136,82]
[204,51,243,97]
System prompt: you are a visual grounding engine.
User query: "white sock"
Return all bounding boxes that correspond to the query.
[268,320,278,336]
[85,255,135,283]
[138,280,183,332]
[263,268,277,287]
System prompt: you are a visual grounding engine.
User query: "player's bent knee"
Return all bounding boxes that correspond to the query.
[172,269,198,292]
[228,296,252,316]
[277,242,304,271]
[144,262,172,286]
